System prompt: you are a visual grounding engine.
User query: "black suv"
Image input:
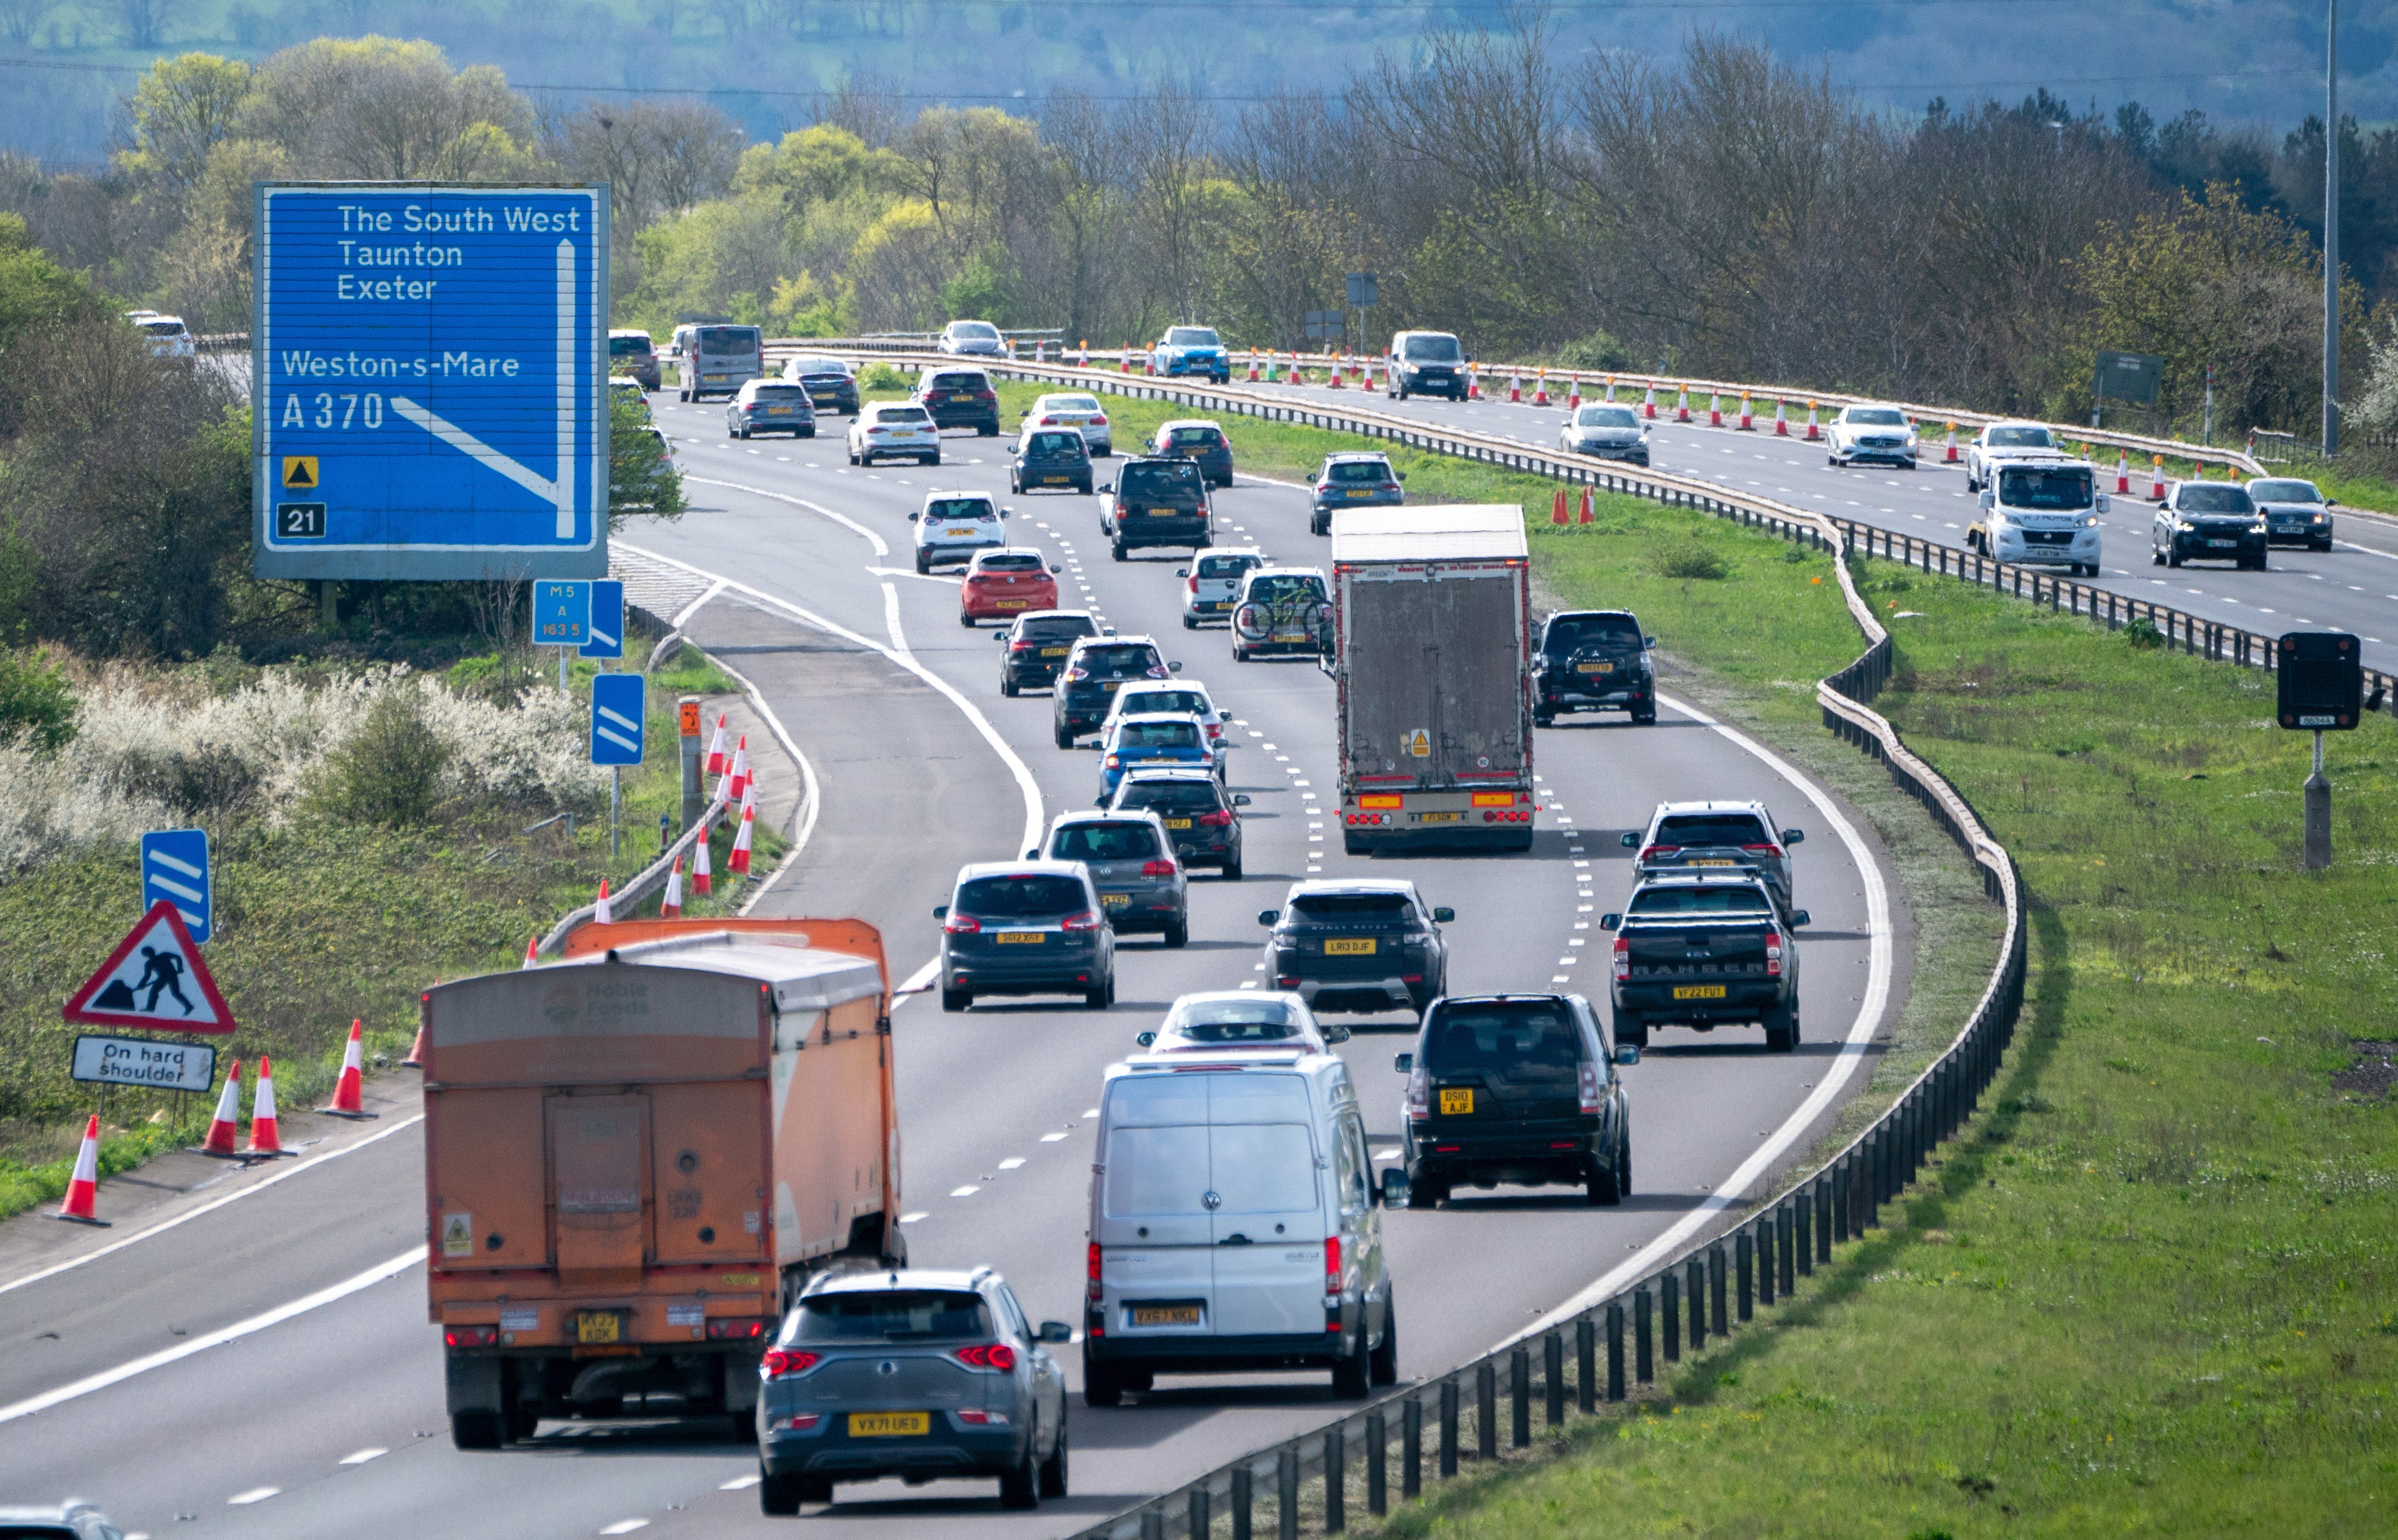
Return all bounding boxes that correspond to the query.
[997,609,1104,696]
[1395,993,1633,1208]
[1012,428,1094,495]
[914,367,1001,435]
[1259,880,1452,1019]
[1110,767,1250,877]
[1602,873,1807,1053]
[782,354,860,415]
[1051,636,1177,746]
[1101,457,1212,560]
[1534,609,1656,726]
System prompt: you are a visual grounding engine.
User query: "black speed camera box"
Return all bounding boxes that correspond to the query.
[2277,632,2364,730]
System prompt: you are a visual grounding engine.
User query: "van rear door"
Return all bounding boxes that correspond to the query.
[1204,1074,1326,1338]
[1099,1075,1216,1340]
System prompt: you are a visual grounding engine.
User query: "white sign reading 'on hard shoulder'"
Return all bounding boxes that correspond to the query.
[72,1035,219,1093]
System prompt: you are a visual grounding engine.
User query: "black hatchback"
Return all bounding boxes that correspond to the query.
[1012,429,1094,495]
[1100,457,1211,560]
[782,354,860,415]
[1109,768,1250,878]
[997,609,1103,696]
[1534,609,1656,726]
[1051,636,1177,746]
[1395,993,1633,1207]
[915,368,1001,435]
[1146,420,1234,489]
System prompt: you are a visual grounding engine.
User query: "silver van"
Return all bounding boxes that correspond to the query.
[672,322,765,402]
[1083,1051,1402,1405]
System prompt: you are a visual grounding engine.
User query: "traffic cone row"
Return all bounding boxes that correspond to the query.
[247,1058,285,1157]
[728,735,750,803]
[320,1018,376,1119]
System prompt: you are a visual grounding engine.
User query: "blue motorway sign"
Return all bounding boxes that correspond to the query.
[591,674,646,767]
[579,579,624,659]
[252,183,610,582]
[534,578,591,648]
[140,829,212,944]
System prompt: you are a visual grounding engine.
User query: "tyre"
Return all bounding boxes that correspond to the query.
[915,553,930,575]
[1222,856,1243,881]
[2167,548,2183,569]
[1343,831,1370,856]
[1182,613,1198,630]
[802,428,816,439]
[941,987,970,1013]
[1587,1154,1622,1207]
[1038,1417,1069,1498]
[1632,709,1657,725]
[1406,1173,1446,1209]
[796,1475,834,1504]
[2312,538,2333,552]
[1079,479,1093,495]
[1055,723,1074,750]
[1369,1292,1398,1386]
[1964,472,1978,492]
[1763,1007,1798,1054]
[1616,1016,1648,1050]
[759,1469,805,1516]
[1164,919,1189,948]
[1001,676,1019,698]
[1083,1356,1124,1408]
[959,610,975,627]
[980,423,999,437]
[1111,539,1128,562]
[1533,710,1554,729]
[1827,453,1838,467]
[1331,1330,1370,1398]
[923,453,941,467]
[1085,976,1112,1010]
[998,1444,1040,1510]
[2151,545,2166,566]
[450,1411,504,1450]
[1616,1132,1633,1199]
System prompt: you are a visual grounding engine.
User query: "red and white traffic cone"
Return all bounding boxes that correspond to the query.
[594,877,613,925]
[705,713,728,776]
[521,934,538,969]
[728,735,749,803]
[1804,400,1820,441]
[1551,488,1569,526]
[2116,450,2130,495]
[1247,352,1260,383]
[1738,395,1754,430]
[1944,423,1960,464]
[693,826,714,895]
[1773,398,1789,437]
[728,806,755,875]
[1566,376,1582,411]
[245,1058,286,1157]
[1533,371,1550,407]
[1675,386,1692,423]
[1578,486,1594,525]
[1467,367,1481,400]
[56,1114,107,1225]
[1328,356,1344,389]
[200,1059,243,1154]
[1119,348,1132,375]
[661,856,684,919]
[1643,381,1658,420]
[320,1019,373,1117]
[1709,391,1723,428]
[2149,457,2166,500]
[1508,369,1522,403]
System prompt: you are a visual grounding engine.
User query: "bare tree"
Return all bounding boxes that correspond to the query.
[1120,78,1215,327]
[0,0,53,47]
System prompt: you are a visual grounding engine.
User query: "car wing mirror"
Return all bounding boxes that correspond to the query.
[1620,831,1639,848]
[1037,1321,1073,1344]
[1782,828,1805,845]
[1233,794,1251,807]
[1393,1051,1413,1073]
[1025,848,1040,859]
[1051,564,1063,574]
[1102,627,1116,636]
[1792,909,1812,927]
[995,632,1009,642]
[1324,1023,1352,1044]
[1098,483,1113,494]
[1431,906,1454,923]
[1169,661,1183,672]
[1600,913,1621,930]
[1644,636,1657,648]
[932,905,949,919]
[1378,1167,1411,1207]
[1615,1043,1641,1067]
[1396,472,1407,481]
[906,512,919,521]
[1176,568,1190,577]
[1135,1031,1157,1047]
[1257,909,1279,926]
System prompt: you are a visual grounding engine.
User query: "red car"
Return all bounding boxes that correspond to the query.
[961,548,1060,626]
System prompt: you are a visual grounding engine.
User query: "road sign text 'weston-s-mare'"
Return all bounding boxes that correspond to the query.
[252,183,610,582]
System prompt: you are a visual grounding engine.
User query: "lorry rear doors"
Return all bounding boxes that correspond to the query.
[549,1092,649,1282]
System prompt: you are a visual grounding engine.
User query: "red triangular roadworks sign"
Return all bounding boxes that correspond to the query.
[62,900,237,1036]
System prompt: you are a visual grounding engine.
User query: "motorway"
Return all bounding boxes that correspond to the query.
[1,395,1908,1537]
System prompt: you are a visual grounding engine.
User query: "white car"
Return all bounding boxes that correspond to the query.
[1101,679,1230,777]
[1133,991,1339,1053]
[907,490,1008,573]
[125,310,194,358]
[1230,566,1332,662]
[1174,547,1266,628]
[1965,421,2064,492]
[1559,403,1648,464]
[1826,404,1918,469]
[936,319,1006,357]
[847,401,940,467]
[1019,392,1113,457]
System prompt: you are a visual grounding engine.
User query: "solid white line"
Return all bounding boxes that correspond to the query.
[1500,689,1894,1349]
[669,579,728,630]
[0,1246,425,1425]
[0,1114,426,1297]
[892,957,940,997]
[618,543,1045,861]
[882,581,911,658]
[685,476,890,558]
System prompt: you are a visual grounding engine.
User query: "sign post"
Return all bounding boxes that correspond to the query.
[1346,272,1378,357]
[140,829,212,944]
[2277,631,2368,870]
[591,673,646,856]
[252,183,609,583]
[679,696,705,833]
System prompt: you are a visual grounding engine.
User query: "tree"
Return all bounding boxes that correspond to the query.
[240,37,535,182]
[118,54,254,195]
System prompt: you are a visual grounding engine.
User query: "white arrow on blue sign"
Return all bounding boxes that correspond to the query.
[140,829,212,944]
[590,674,645,766]
[579,579,624,659]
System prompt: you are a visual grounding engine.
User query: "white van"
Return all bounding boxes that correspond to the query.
[1083,1051,1401,1406]
[671,322,765,402]
[1384,331,1467,402]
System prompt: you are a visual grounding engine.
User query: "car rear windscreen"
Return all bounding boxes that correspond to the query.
[749,384,809,401]
[1048,395,1102,412]
[1028,432,1085,454]
[1290,893,1410,922]
[1398,335,1462,362]
[1196,555,1257,578]
[1018,614,1097,640]
[1987,426,2052,447]
[1051,822,1161,861]
[928,498,995,520]
[956,874,1087,917]
[609,334,651,355]
[1120,689,1208,717]
[1326,460,1393,483]
[1121,463,1204,499]
[1627,885,1773,915]
[1168,999,1303,1041]
[878,406,930,423]
[930,373,987,391]
[1424,1001,1583,1084]
[1655,813,1770,847]
[1169,426,1222,446]
[1119,719,1200,749]
[793,1290,991,1341]
[1079,644,1159,673]
[791,357,847,376]
[2179,485,2254,514]
[977,552,1044,573]
[1998,467,2093,510]
[1115,778,1221,811]
[1544,614,1642,652]
[1247,575,1323,602]
[697,326,760,354]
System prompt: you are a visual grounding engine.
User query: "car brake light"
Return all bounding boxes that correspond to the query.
[1147,666,1168,679]
[1766,938,1783,978]
[1579,1062,1603,1116]
[445,1325,498,1348]
[1105,754,1120,768]
[1141,859,1178,877]
[1405,1065,1429,1119]
[945,914,982,934]
[1062,910,1105,931]
[954,1408,1011,1424]
[707,1317,771,1340]
[1011,639,1036,651]
[977,390,997,401]
[1197,809,1233,828]
[1092,414,1107,425]
[1742,844,1784,858]
[1187,575,1199,593]
[762,1348,821,1378]
[1063,666,1088,681]
[953,1343,1018,1371]
[1613,936,1630,982]
[1641,845,1679,860]
[1088,1241,1104,1302]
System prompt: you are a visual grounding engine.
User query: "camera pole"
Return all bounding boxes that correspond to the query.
[2304,729,2331,870]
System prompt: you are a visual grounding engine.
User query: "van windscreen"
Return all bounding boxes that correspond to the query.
[1998,467,2093,510]
[1424,1001,1583,1085]
[1400,335,1462,362]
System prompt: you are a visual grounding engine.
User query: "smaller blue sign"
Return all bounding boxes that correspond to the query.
[535,579,591,648]
[579,579,624,659]
[141,829,212,944]
[591,674,646,766]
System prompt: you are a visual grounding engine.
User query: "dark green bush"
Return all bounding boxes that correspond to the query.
[311,690,451,826]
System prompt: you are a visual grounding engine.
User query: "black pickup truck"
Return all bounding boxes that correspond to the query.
[1602,874,1807,1053]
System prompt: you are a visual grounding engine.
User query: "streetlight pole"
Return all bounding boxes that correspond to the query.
[2324,0,2340,457]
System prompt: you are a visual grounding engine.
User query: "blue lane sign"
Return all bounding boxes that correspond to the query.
[252,182,610,582]
[534,579,591,648]
[140,829,212,944]
[591,674,646,766]
[579,579,624,659]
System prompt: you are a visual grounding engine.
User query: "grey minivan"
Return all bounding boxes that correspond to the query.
[937,862,1117,1011]
[1032,809,1189,947]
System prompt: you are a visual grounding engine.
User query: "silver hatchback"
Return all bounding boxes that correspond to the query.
[756,1268,1071,1515]
[1035,808,1189,945]
[1622,800,1804,914]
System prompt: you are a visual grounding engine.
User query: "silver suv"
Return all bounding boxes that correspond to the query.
[1622,800,1804,914]
[1033,808,1190,946]
[756,1268,1070,1514]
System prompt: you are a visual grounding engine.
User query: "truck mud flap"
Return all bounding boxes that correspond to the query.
[446,1352,504,1415]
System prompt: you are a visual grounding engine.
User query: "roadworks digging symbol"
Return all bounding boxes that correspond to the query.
[1405,728,1432,758]
[62,900,235,1035]
[442,1213,474,1259]
[281,455,319,489]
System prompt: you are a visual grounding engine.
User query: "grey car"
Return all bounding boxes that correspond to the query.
[1034,809,1189,945]
[727,379,817,439]
[938,861,1117,1011]
[1622,800,1803,915]
[1559,403,1649,465]
[0,1502,123,1539]
[756,1268,1071,1515]
[2246,477,2337,551]
[1310,453,1405,535]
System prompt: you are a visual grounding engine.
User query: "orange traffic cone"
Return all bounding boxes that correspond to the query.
[522,934,538,969]
[1738,394,1754,430]
[705,712,728,776]
[661,856,684,919]
[1533,371,1550,407]
[1579,487,1594,525]
[1709,390,1723,428]
[2115,450,2129,495]
[56,1114,108,1225]
[245,1057,287,1156]
[401,1017,428,1068]
[1551,488,1569,526]
[693,826,714,895]
[1565,375,1582,410]
[2149,456,2165,500]
[1944,423,1960,464]
[199,1059,243,1154]
[728,735,750,802]
[321,1019,375,1118]
[595,877,613,925]
[728,806,755,875]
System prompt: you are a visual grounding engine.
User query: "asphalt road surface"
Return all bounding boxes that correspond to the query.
[2,394,1911,1539]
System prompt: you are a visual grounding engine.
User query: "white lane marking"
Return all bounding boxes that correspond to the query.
[670,579,729,629]
[893,957,940,997]
[620,544,1045,861]
[340,1448,387,1466]
[868,566,961,587]
[685,476,888,558]
[1040,1132,1070,1142]
[0,1247,425,1425]
[1084,1108,1101,1119]
[701,653,823,916]
[228,1488,280,1506]
[0,1114,426,1298]
[601,1522,650,1535]
[881,581,912,658]
[998,1157,1026,1170]
[1502,688,1894,1350]
[949,1186,982,1198]
[899,1212,928,1225]
[720,1475,763,1490]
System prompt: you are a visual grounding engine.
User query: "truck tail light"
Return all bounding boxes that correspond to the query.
[953,1343,1018,1371]
[944,914,982,934]
[1612,936,1630,982]
[1766,938,1783,978]
[444,1325,498,1348]
[1141,859,1178,876]
[1062,910,1105,931]
[707,1317,771,1340]
[1579,1062,1603,1116]
[1089,1241,1103,1302]
[762,1348,821,1378]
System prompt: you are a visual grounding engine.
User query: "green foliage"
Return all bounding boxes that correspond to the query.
[942,243,1026,329]
[308,689,451,827]
[1650,538,1731,580]
[2123,615,2165,649]
[0,649,76,752]
[118,53,254,192]
[1550,329,1638,372]
[650,643,737,697]
[608,393,685,525]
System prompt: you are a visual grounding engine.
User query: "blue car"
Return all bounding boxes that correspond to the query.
[1150,325,1231,383]
[1095,712,1213,803]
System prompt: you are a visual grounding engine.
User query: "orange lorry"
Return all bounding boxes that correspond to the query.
[421,918,902,1449]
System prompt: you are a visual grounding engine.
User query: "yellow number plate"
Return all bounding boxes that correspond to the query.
[1132,1304,1204,1327]
[1673,985,1729,1000]
[1102,681,1123,690]
[1416,811,1462,824]
[1689,859,1737,866]
[575,1312,621,1345]
[1150,509,1181,517]
[996,931,1044,944]
[1325,938,1376,956]
[1347,490,1372,498]
[848,1411,930,1437]
[1101,892,1131,909]
[1438,1087,1475,1115]
[1576,661,1614,674]
[996,600,1026,609]
[1044,475,1072,483]
[1040,647,1070,657]
[1163,818,1193,830]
